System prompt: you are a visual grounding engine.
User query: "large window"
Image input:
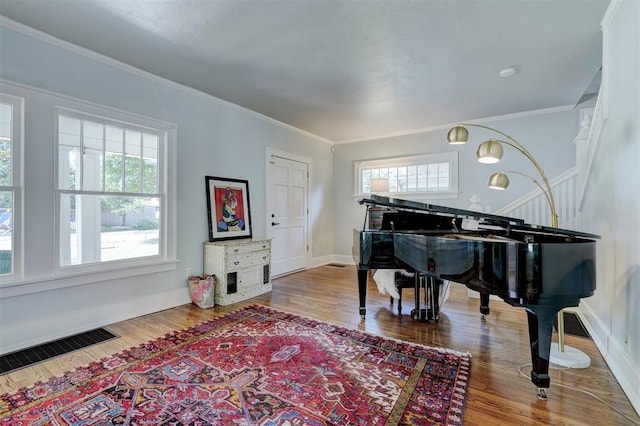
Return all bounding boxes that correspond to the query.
[354,152,459,199]
[56,109,165,268]
[0,94,22,280]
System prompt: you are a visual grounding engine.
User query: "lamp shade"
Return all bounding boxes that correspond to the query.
[447,125,469,144]
[476,139,504,164]
[370,178,390,193]
[488,172,509,190]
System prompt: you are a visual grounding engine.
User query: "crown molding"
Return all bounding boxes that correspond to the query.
[334,105,575,145]
[600,0,622,29]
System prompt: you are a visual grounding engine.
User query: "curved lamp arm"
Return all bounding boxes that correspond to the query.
[490,171,559,228]
[451,123,559,228]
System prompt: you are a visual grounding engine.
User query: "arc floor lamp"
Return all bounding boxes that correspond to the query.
[447,123,590,368]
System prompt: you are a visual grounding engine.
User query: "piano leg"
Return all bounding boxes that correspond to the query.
[525,305,558,400]
[423,276,440,321]
[479,292,490,322]
[412,273,421,320]
[358,268,368,319]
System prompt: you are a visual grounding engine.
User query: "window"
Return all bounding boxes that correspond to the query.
[0,94,23,280]
[355,152,459,199]
[56,108,166,268]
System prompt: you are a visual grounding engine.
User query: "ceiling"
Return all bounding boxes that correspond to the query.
[0,0,609,143]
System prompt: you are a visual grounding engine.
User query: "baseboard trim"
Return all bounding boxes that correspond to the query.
[0,288,190,356]
[578,303,639,415]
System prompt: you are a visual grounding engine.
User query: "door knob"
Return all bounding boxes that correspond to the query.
[271,222,280,226]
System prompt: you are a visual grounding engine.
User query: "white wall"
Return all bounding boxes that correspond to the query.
[580,0,639,413]
[0,22,334,353]
[332,109,582,260]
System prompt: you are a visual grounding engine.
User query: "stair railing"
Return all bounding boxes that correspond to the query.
[494,167,578,229]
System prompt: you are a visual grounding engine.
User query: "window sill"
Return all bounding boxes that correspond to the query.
[0,259,179,299]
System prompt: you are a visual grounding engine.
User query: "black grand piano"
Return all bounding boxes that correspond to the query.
[353,195,599,399]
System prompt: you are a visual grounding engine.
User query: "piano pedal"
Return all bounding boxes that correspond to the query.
[411,308,439,322]
[537,388,548,400]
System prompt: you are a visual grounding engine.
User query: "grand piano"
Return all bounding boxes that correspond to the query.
[353,195,599,399]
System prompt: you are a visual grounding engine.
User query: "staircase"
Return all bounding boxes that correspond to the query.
[494,93,602,228]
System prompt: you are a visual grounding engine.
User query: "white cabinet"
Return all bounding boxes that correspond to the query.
[203,239,272,305]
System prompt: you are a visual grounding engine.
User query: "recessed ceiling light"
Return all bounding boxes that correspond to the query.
[499,66,517,78]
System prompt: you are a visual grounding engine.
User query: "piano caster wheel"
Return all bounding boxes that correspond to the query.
[481,315,487,322]
[537,388,548,400]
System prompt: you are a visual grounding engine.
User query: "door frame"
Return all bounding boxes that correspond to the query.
[265,147,312,276]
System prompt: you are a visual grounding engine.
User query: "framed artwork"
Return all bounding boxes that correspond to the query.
[205,176,252,241]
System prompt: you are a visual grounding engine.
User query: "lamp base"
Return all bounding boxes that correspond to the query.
[549,343,591,368]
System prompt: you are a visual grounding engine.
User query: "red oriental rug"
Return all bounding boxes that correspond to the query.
[0,305,471,425]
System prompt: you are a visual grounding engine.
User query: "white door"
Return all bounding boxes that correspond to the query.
[266,150,309,277]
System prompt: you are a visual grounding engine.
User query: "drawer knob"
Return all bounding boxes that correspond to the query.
[234,261,240,265]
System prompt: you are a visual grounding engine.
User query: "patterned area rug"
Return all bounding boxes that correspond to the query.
[0,305,471,425]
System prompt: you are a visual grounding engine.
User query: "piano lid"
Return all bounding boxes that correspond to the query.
[359,195,600,240]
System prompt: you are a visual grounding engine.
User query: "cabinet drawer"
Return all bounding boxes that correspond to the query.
[227,250,270,271]
[226,241,270,255]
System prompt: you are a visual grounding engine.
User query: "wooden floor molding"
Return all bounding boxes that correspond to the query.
[1,265,638,425]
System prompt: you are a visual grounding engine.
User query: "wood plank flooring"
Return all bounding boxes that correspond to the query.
[1,265,638,425]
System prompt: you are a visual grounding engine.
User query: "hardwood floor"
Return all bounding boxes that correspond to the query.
[1,265,638,425]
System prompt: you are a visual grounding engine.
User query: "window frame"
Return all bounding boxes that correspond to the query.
[54,105,174,274]
[0,93,24,283]
[354,151,459,200]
